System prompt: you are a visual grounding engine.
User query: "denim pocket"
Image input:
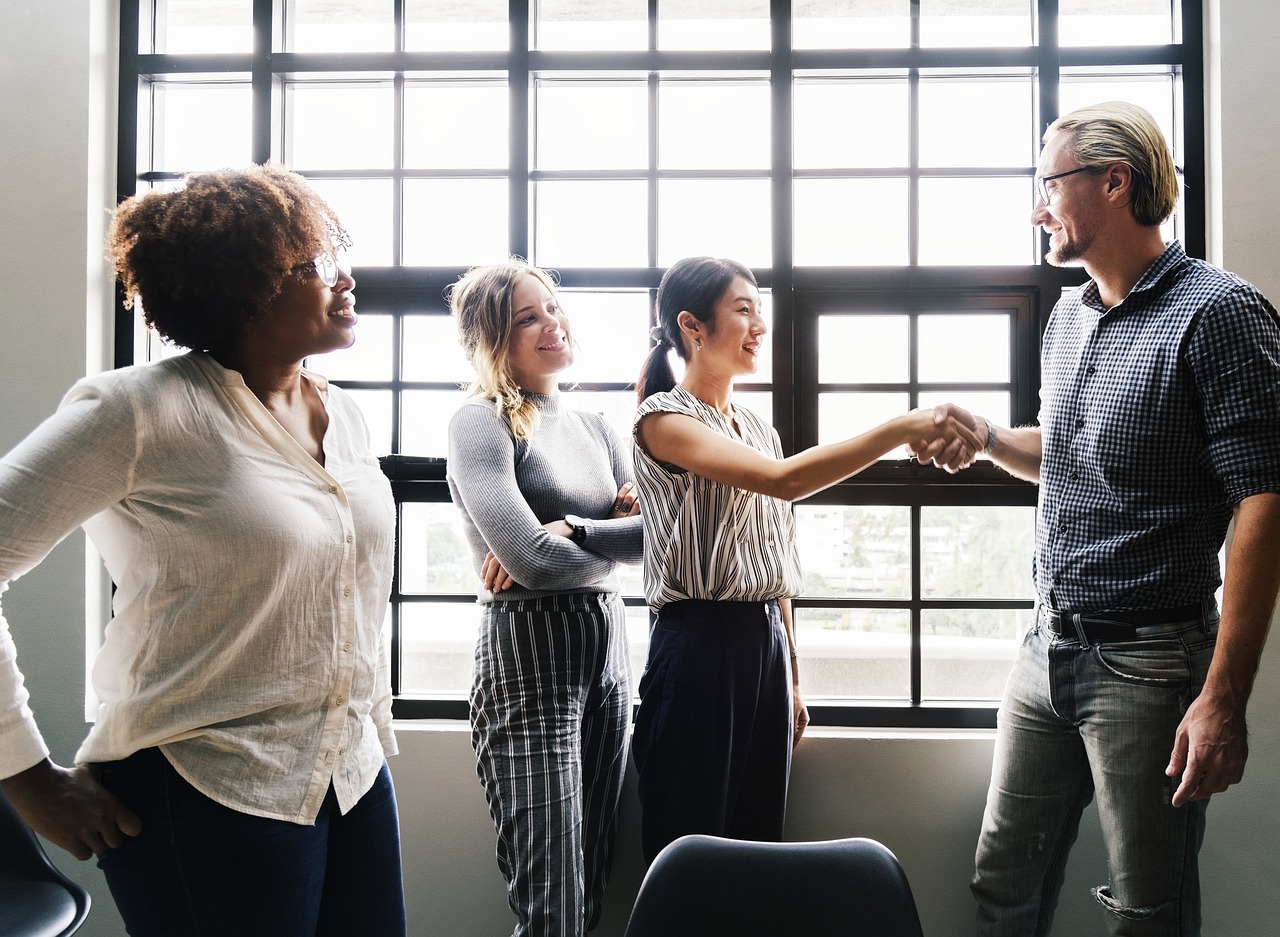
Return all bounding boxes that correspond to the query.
[1093,638,1192,686]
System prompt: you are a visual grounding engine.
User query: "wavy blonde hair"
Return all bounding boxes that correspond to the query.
[447,259,565,440]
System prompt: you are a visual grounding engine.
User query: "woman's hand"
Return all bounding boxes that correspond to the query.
[609,481,640,518]
[792,686,810,747]
[2,758,142,860]
[481,551,517,592]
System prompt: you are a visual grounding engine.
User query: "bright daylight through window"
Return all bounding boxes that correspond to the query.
[119,0,1202,727]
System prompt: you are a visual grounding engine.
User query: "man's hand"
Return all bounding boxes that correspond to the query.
[907,403,984,474]
[2,758,142,860]
[1166,688,1248,807]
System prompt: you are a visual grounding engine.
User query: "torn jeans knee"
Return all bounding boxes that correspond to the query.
[1093,885,1164,922]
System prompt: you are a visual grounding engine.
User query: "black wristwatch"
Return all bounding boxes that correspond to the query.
[565,514,588,545]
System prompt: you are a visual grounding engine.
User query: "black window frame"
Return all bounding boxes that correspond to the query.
[116,0,1205,729]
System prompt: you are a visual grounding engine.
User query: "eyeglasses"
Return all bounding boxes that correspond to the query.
[1035,166,1098,205]
[293,251,342,288]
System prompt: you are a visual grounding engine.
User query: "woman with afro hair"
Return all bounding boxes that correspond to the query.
[0,164,405,936]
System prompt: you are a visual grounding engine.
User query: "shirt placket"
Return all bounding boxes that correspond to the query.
[299,474,360,819]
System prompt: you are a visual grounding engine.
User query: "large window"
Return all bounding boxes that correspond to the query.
[118,0,1204,727]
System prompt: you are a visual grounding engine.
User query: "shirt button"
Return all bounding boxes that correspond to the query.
[345,533,354,543]
[334,696,346,707]
[341,642,351,652]
[328,485,338,494]
[343,586,352,597]
[1075,418,1085,428]
[1059,522,1068,531]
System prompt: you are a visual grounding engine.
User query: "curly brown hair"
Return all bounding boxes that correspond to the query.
[107,164,350,352]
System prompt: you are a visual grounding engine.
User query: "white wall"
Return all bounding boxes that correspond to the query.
[2,2,1277,935]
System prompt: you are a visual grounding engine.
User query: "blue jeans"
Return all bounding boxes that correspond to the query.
[470,592,632,937]
[97,748,406,937]
[972,608,1218,936]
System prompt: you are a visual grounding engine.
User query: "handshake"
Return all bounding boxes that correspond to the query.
[906,403,992,475]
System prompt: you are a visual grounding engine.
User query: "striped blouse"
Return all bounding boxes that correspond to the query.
[632,385,803,610]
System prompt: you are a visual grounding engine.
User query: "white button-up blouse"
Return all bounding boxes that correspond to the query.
[0,352,396,824]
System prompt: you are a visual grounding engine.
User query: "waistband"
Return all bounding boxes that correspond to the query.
[1040,600,1216,645]
[488,591,617,612]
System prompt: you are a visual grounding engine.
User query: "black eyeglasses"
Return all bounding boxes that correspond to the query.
[292,251,342,287]
[1034,166,1099,205]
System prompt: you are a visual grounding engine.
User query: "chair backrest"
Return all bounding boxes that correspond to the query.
[0,789,91,937]
[623,834,925,937]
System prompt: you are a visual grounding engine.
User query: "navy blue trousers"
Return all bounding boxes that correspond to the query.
[96,747,406,937]
[632,599,794,864]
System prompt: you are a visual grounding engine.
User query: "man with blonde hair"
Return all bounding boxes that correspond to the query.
[914,101,1280,935]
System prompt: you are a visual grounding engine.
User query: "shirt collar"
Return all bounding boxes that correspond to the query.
[1080,240,1187,314]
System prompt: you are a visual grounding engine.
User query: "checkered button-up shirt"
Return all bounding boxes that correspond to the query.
[1036,241,1280,611]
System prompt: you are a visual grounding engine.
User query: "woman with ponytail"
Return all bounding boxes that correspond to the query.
[445,259,643,937]
[631,256,982,862]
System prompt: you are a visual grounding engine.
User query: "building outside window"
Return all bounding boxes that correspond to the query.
[118,0,1203,727]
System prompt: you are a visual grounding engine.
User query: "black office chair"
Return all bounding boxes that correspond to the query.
[623,834,925,937]
[0,789,91,937]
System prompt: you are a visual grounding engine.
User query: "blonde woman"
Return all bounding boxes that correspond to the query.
[445,259,642,937]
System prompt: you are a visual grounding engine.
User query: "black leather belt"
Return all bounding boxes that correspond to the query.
[1042,603,1207,642]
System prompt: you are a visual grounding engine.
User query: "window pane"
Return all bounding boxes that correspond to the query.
[793,0,910,50]
[920,506,1035,600]
[537,81,647,170]
[307,313,394,382]
[403,316,473,385]
[921,609,1027,700]
[794,78,908,169]
[400,502,480,594]
[557,291,651,385]
[1060,0,1173,46]
[404,82,507,169]
[733,392,773,427]
[400,601,480,695]
[150,81,251,171]
[920,503,1036,700]
[403,179,509,266]
[554,391,641,466]
[403,389,470,457]
[1059,74,1178,155]
[794,179,909,266]
[919,76,1034,168]
[405,0,508,51]
[286,83,393,171]
[659,0,770,50]
[819,316,909,384]
[795,505,911,599]
[795,605,911,700]
[152,0,252,53]
[286,0,392,52]
[536,0,647,51]
[818,392,910,449]
[918,314,1010,383]
[658,180,772,268]
[305,179,394,267]
[659,82,771,170]
[919,0,1032,48]
[535,181,648,267]
[339,389,393,456]
[919,178,1036,265]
